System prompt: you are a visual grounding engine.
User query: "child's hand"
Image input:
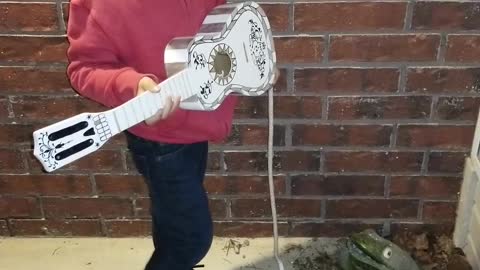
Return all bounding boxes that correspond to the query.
[137,76,181,125]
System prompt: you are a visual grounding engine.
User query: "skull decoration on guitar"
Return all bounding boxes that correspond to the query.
[33,1,277,172]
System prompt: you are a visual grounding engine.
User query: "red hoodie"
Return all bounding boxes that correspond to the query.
[66,0,237,144]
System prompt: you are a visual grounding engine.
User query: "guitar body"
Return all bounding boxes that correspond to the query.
[165,2,276,110]
[33,1,276,172]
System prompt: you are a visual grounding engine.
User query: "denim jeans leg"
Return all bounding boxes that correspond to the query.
[126,133,212,270]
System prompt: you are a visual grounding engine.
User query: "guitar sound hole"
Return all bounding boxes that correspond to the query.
[208,43,237,86]
[214,52,231,77]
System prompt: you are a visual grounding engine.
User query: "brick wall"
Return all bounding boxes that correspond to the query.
[0,1,478,237]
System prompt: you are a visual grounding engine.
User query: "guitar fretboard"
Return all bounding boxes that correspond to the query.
[110,69,196,132]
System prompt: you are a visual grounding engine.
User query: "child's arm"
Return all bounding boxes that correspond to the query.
[66,3,157,108]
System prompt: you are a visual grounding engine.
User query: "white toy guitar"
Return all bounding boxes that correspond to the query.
[32,1,276,172]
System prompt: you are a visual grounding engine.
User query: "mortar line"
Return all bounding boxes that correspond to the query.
[285,173,292,196]
[56,0,66,32]
[404,0,414,31]
[398,65,407,93]
[421,150,430,174]
[322,96,329,120]
[417,199,424,220]
[430,95,439,120]
[384,175,391,198]
[390,124,398,148]
[287,68,294,94]
[438,33,448,62]
[288,0,294,33]
[285,124,292,147]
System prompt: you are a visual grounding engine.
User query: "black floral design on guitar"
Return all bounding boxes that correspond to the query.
[248,19,266,79]
[37,132,67,170]
[193,52,207,70]
[200,80,213,100]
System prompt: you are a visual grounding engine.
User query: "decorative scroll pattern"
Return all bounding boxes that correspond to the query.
[37,132,62,170]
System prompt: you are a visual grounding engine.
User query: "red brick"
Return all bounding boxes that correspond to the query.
[423,201,457,221]
[412,2,480,30]
[397,125,474,150]
[0,37,67,63]
[95,175,147,196]
[0,149,25,173]
[326,199,418,219]
[261,4,289,32]
[446,35,480,62]
[292,124,391,146]
[295,2,405,31]
[435,97,480,121]
[9,219,102,236]
[0,174,92,196]
[11,96,104,120]
[204,175,286,195]
[290,222,382,238]
[274,151,320,171]
[406,68,480,94]
[0,197,41,218]
[328,96,431,120]
[428,152,468,174]
[294,68,399,94]
[330,35,440,62]
[209,199,227,219]
[274,36,324,64]
[234,96,267,119]
[275,96,322,119]
[105,220,151,237]
[224,152,267,172]
[28,149,124,173]
[0,124,34,144]
[390,176,461,199]
[226,124,285,146]
[207,152,221,172]
[0,3,58,32]
[291,175,384,196]
[43,197,133,218]
[0,99,9,120]
[325,151,423,173]
[235,96,322,119]
[0,67,71,94]
[134,198,150,218]
[213,221,289,237]
[231,198,322,218]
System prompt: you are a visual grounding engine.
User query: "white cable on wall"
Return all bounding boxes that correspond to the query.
[268,82,285,270]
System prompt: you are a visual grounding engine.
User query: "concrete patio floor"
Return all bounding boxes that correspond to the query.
[0,237,340,270]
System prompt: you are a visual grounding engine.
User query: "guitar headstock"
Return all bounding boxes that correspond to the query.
[33,112,113,172]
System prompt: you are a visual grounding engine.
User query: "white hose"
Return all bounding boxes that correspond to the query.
[268,82,285,270]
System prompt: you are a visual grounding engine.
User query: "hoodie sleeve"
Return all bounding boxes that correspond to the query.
[66,3,158,108]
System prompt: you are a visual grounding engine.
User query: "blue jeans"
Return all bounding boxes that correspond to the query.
[126,132,212,270]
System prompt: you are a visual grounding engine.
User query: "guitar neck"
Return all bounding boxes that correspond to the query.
[109,69,196,133]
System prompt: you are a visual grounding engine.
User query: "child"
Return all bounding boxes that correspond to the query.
[66,0,236,269]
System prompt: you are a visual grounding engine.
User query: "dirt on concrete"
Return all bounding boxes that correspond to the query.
[281,231,472,270]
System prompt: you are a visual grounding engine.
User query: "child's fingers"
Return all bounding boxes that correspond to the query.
[162,96,173,119]
[172,96,181,112]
